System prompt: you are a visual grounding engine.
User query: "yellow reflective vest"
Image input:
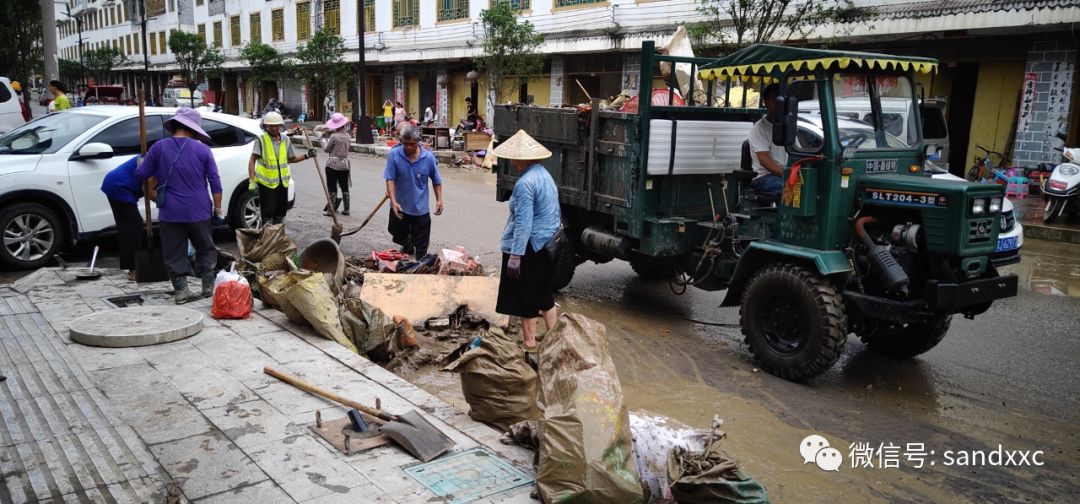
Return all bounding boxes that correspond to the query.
[254,133,291,189]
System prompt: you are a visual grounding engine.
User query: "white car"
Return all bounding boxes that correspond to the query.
[0,77,27,133]
[0,106,295,269]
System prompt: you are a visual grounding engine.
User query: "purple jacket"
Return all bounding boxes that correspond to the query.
[134,136,222,223]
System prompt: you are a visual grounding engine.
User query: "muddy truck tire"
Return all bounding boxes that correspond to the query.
[740,263,847,381]
[857,315,952,358]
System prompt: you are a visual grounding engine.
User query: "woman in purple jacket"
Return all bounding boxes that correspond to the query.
[134,108,223,304]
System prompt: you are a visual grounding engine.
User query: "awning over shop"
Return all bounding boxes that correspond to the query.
[699,44,939,81]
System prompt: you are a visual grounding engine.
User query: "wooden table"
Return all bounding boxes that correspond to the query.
[422,127,451,150]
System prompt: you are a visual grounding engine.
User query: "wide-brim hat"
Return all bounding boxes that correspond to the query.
[164,107,210,143]
[324,112,349,130]
[492,129,551,160]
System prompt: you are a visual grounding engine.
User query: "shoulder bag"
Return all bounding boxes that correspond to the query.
[543,227,567,262]
[154,138,189,208]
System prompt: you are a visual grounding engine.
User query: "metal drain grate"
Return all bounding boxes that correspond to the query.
[404,448,533,503]
[105,292,174,308]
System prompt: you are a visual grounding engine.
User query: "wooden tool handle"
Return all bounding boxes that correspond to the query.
[340,194,389,237]
[263,366,394,421]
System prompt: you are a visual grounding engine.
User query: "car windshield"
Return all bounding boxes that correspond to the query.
[831,74,918,151]
[0,112,108,155]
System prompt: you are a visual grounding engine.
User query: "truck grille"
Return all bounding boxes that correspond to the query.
[969,219,993,244]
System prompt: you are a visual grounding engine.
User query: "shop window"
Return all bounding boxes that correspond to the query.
[393,0,419,27]
[271,9,284,41]
[250,13,262,43]
[438,0,469,21]
[230,16,241,46]
[297,2,311,40]
[323,0,340,35]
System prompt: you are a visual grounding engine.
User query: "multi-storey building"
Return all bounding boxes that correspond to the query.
[55,0,1080,170]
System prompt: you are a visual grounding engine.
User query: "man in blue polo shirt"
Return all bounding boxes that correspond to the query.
[384,124,444,257]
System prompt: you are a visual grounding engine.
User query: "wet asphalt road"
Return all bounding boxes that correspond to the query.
[5,152,1078,502]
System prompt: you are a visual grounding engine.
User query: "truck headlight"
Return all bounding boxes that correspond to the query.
[989,197,1002,213]
[972,198,986,214]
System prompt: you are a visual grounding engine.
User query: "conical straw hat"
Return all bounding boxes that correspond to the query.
[492,129,552,160]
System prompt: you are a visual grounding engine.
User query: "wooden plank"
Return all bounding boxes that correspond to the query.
[359,273,509,327]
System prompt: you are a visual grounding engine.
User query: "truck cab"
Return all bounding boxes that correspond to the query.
[494,42,1018,381]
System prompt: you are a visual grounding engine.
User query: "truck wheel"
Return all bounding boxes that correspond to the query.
[231,190,262,229]
[550,238,578,291]
[0,203,65,270]
[857,316,952,358]
[740,263,846,381]
[1044,198,1065,224]
[630,258,673,280]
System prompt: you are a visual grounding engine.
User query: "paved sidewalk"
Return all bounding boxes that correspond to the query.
[1,268,534,503]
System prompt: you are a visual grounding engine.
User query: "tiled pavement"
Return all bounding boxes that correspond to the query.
[1,268,534,503]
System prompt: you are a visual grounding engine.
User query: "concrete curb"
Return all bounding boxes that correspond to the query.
[1023,223,1080,244]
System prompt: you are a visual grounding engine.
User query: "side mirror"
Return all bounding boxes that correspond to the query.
[70,142,114,161]
[772,95,798,147]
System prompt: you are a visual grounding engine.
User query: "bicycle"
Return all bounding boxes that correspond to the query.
[966,145,1008,182]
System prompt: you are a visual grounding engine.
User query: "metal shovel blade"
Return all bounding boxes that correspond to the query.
[380,410,454,462]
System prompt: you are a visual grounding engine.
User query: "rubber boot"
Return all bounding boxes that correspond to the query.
[171,277,196,305]
[201,271,215,298]
[341,192,350,216]
[323,194,338,216]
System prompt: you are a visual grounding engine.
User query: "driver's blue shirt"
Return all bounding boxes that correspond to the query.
[100,156,143,205]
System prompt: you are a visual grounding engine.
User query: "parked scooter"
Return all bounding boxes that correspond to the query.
[1043,133,1080,223]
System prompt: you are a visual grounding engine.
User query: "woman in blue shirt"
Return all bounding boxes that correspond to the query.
[493,130,562,354]
[100,156,145,281]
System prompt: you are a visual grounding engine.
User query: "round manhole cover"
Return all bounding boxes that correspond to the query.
[69,306,203,348]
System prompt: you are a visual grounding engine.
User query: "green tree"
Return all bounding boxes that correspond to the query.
[58,59,84,88]
[83,47,128,85]
[476,2,544,108]
[296,28,351,120]
[0,0,43,109]
[240,41,287,113]
[689,0,876,54]
[168,30,224,107]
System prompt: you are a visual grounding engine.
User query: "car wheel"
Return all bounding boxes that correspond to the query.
[230,190,263,229]
[0,203,65,270]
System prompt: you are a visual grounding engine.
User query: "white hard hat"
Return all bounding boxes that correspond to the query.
[262,111,284,126]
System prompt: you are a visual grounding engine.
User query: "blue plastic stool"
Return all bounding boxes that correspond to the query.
[1006,176,1029,198]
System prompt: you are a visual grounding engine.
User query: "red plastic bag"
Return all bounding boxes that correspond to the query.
[211,269,252,319]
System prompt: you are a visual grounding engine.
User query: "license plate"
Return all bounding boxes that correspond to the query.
[865,189,948,207]
[996,236,1018,252]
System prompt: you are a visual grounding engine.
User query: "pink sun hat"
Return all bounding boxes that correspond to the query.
[324,112,350,130]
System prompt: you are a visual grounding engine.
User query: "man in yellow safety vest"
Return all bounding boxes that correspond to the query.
[247,111,316,225]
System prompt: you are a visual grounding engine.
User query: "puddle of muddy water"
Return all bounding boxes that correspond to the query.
[1001,238,1080,298]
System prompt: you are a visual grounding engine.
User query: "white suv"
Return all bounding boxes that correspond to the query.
[0,106,295,269]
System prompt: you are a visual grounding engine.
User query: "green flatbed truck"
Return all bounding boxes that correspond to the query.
[494,42,1018,381]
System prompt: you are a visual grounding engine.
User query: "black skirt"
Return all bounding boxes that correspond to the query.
[496,245,555,318]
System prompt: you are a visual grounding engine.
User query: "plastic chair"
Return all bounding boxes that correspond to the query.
[1006,176,1029,198]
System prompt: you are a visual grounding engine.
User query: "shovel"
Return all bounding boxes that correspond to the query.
[339,194,389,238]
[133,87,169,283]
[299,128,343,243]
[264,366,453,462]
[75,245,102,280]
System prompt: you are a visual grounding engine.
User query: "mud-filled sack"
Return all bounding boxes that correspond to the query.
[443,327,539,431]
[341,298,397,357]
[667,431,769,504]
[536,313,644,503]
[236,224,297,263]
[211,267,252,320]
[285,273,358,354]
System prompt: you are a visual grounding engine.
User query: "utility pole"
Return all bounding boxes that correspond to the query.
[354,0,373,144]
[41,0,59,81]
[62,4,86,88]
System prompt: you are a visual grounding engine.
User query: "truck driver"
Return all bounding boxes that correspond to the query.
[748,83,787,198]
